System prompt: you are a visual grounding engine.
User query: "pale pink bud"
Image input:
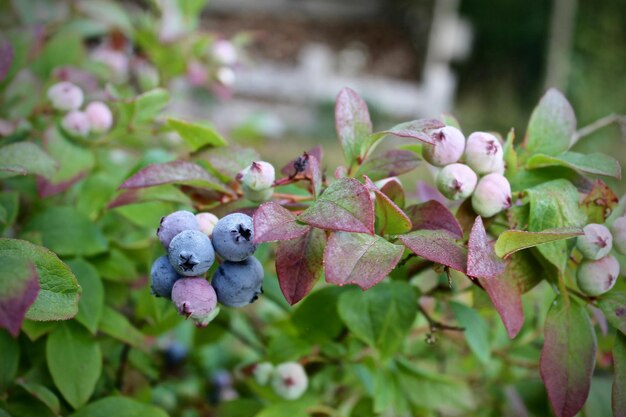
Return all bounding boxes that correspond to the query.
[436,163,477,200]
[213,40,238,66]
[171,277,218,327]
[47,81,84,111]
[422,126,465,167]
[577,255,620,296]
[464,132,504,175]
[195,212,219,236]
[611,216,626,256]
[271,362,308,400]
[85,101,113,133]
[471,173,512,217]
[61,110,91,137]
[576,223,613,260]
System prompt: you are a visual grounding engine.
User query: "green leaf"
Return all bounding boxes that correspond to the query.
[364,176,412,235]
[75,0,133,35]
[68,396,168,417]
[396,358,475,412]
[167,118,228,151]
[0,239,80,321]
[503,128,518,177]
[0,142,57,179]
[338,282,417,357]
[0,191,19,233]
[16,381,60,415]
[67,259,103,334]
[613,332,626,417]
[494,227,583,258]
[132,88,170,125]
[0,330,19,390]
[98,306,145,349]
[197,144,260,182]
[292,286,347,343]
[22,206,108,257]
[90,248,138,283]
[21,320,58,341]
[540,297,596,417]
[42,130,95,186]
[0,255,38,336]
[450,302,491,364]
[267,332,311,363]
[47,322,102,409]
[324,232,404,290]
[335,87,372,166]
[526,180,586,271]
[581,180,619,224]
[31,32,85,78]
[355,150,420,181]
[597,291,626,335]
[526,152,621,179]
[523,88,576,157]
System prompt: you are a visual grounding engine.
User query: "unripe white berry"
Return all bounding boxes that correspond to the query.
[242,184,273,203]
[422,126,465,167]
[271,362,308,400]
[213,40,238,66]
[61,111,91,138]
[611,216,626,255]
[47,81,84,111]
[252,362,274,386]
[577,255,620,297]
[465,132,504,175]
[576,223,613,260]
[471,173,512,218]
[195,212,219,236]
[436,163,477,200]
[85,101,113,133]
[216,66,236,87]
[240,161,275,191]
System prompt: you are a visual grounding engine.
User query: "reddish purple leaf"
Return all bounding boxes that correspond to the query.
[119,161,231,193]
[36,172,86,198]
[356,149,420,181]
[588,305,608,336]
[478,274,524,339]
[404,200,463,239]
[308,155,323,197]
[280,145,323,176]
[540,297,597,417]
[276,228,326,305]
[399,229,467,272]
[0,259,39,337]
[253,201,310,243]
[363,176,411,235]
[324,232,404,290]
[597,291,626,335]
[298,177,375,235]
[0,38,13,82]
[613,332,626,417]
[378,177,405,207]
[377,118,444,145]
[335,87,372,165]
[468,216,506,279]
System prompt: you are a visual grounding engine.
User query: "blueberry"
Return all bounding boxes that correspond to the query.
[150,255,181,298]
[157,210,200,249]
[171,277,218,327]
[211,256,264,307]
[164,341,188,367]
[168,230,215,276]
[211,213,257,261]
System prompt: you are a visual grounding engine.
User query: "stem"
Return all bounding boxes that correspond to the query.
[556,271,570,305]
[571,113,626,145]
[272,193,313,203]
[566,285,597,305]
[417,303,465,332]
[115,344,131,390]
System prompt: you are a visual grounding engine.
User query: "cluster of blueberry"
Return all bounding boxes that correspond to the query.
[575,218,626,296]
[47,81,113,138]
[424,126,512,217]
[150,210,263,327]
[252,362,308,400]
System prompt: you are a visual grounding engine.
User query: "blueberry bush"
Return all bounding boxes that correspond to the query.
[1,1,625,417]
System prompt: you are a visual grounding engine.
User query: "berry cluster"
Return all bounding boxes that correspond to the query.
[425,126,512,217]
[252,362,308,400]
[150,210,263,327]
[575,218,626,296]
[47,81,113,138]
[236,161,276,203]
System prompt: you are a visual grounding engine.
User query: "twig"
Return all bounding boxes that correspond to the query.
[417,303,465,332]
[571,113,626,145]
[115,344,131,390]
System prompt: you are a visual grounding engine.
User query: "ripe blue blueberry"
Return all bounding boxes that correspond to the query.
[150,255,181,298]
[168,230,215,276]
[211,256,264,307]
[157,210,200,249]
[212,213,257,261]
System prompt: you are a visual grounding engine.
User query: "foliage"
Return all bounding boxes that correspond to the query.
[0,1,625,417]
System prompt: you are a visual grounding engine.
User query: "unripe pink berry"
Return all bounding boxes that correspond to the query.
[85,101,113,133]
[436,163,477,200]
[47,81,84,111]
[91,48,129,83]
[240,161,275,191]
[171,277,218,327]
[422,126,466,167]
[611,216,626,255]
[464,132,504,175]
[471,173,512,217]
[195,212,219,236]
[271,362,308,400]
[187,60,208,86]
[576,223,613,260]
[61,110,91,137]
[213,40,238,66]
[576,255,620,297]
